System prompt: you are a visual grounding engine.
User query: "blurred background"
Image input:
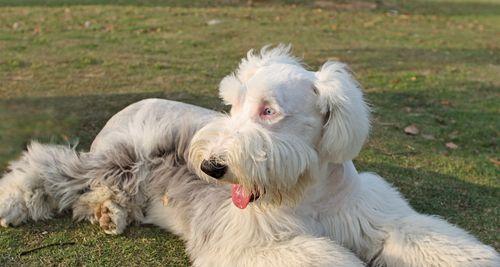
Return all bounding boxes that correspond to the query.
[0,0,498,265]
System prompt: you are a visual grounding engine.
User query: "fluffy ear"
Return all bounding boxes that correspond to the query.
[219,73,243,106]
[314,61,370,163]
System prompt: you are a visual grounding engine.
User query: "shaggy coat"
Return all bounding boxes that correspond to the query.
[0,46,498,266]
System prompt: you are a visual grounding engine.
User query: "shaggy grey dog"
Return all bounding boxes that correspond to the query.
[0,46,498,266]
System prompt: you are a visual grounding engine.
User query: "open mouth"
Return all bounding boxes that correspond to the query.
[231,184,261,209]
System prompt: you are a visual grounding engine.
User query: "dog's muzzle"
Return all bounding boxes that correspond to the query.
[200,158,227,179]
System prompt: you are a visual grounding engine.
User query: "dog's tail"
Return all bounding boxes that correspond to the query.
[0,141,91,224]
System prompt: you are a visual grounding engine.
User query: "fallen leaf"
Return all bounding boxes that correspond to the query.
[105,24,114,32]
[489,158,500,166]
[445,142,458,149]
[33,25,41,34]
[404,124,419,135]
[12,22,20,30]
[440,100,451,106]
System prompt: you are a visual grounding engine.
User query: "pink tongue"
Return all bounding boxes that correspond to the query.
[231,184,251,209]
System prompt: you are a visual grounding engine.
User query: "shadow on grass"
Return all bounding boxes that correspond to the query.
[1,91,223,145]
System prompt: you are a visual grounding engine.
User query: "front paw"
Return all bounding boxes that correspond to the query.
[0,191,28,227]
[94,200,128,235]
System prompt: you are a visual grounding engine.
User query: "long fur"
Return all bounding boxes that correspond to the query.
[0,47,498,266]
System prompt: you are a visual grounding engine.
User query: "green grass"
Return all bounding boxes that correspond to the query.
[0,0,499,265]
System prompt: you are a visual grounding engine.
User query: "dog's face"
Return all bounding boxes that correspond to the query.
[189,45,370,209]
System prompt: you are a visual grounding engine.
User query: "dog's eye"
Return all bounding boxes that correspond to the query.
[261,107,276,117]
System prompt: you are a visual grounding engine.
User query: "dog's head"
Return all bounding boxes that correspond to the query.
[189,45,370,209]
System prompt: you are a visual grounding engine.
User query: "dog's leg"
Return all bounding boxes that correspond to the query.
[354,173,500,267]
[191,234,364,267]
[373,214,500,267]
[0,142,89,227]
[0,170,41,227]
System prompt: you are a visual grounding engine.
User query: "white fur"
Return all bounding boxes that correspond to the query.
[0,46,498,266]
[315,61,371,163]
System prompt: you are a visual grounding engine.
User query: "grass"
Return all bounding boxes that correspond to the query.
[0,0,498,265]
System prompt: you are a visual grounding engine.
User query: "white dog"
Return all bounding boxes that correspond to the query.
[0,45,498,266]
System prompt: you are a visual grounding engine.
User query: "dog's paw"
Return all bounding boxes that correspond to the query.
[94,200,127,235]
[0,191,28,227]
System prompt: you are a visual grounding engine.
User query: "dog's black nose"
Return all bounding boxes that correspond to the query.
[200,158,227,179]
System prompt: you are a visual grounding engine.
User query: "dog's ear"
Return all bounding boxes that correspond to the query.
[314,61,370,163]
[219,73,243,106]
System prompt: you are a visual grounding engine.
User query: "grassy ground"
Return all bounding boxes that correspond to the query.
[0,0,498,265]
